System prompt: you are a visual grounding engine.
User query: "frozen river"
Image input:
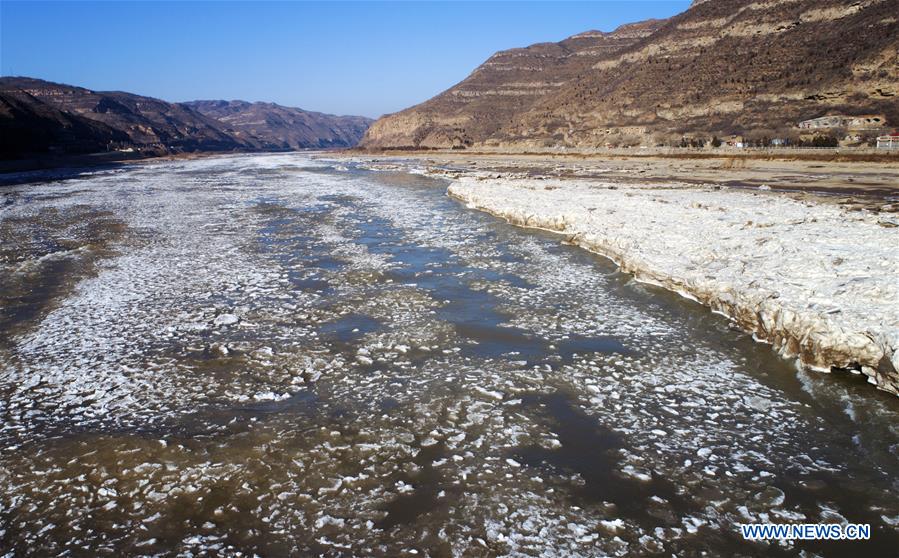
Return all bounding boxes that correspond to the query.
[1,153,897,556]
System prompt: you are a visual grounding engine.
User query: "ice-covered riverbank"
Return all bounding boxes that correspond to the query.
[447,175,899,395]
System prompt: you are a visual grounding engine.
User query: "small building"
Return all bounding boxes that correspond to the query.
[877,135,899,150]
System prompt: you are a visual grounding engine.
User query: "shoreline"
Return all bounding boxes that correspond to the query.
[446,182,897,394]
[349,146,899,165]
[331,153,899,395]
[338,149,899,200]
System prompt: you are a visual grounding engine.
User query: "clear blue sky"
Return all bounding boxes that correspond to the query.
[1,1,689,118]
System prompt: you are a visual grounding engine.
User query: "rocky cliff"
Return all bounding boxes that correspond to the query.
[185,100,372,149]
[362,19,664,149]
[361,0,899,149]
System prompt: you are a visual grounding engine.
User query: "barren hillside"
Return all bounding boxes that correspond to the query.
[185,100,372,149]
[361,0,899,149]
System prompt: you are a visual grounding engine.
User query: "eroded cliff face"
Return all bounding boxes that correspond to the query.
[361,0,899,149]
[362,20,664,148]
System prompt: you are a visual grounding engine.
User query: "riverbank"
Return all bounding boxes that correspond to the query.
[352,146,899,165]
[329,153,899,395]
[344,149,899,199]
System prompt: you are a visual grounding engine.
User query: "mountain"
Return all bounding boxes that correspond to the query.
[185,100,373,149]
[362,19,664,149]
[0,77,248,156]
[0,77,373,160]
[361,0,899,149]
[0,89,129,158]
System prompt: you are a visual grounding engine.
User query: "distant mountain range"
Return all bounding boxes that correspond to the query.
[361,0,898,149]
[0,77,373,159]
[185,100,372,151]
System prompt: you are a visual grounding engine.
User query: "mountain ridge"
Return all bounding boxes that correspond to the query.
[0,77,372,159]
[362,18,665,149]
[184,100,372,150]
[360,0,899,149]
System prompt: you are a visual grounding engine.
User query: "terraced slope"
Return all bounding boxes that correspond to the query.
[362,0,899,148]
[362,20,664,148]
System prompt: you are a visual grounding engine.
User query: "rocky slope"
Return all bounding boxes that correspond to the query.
[361,0,899,149]
[362,19,664,149]
[185,100,372,149]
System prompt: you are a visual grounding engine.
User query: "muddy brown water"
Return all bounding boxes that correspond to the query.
[0,153,897,557]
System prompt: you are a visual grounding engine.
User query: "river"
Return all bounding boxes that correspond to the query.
[1,153,897,556]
